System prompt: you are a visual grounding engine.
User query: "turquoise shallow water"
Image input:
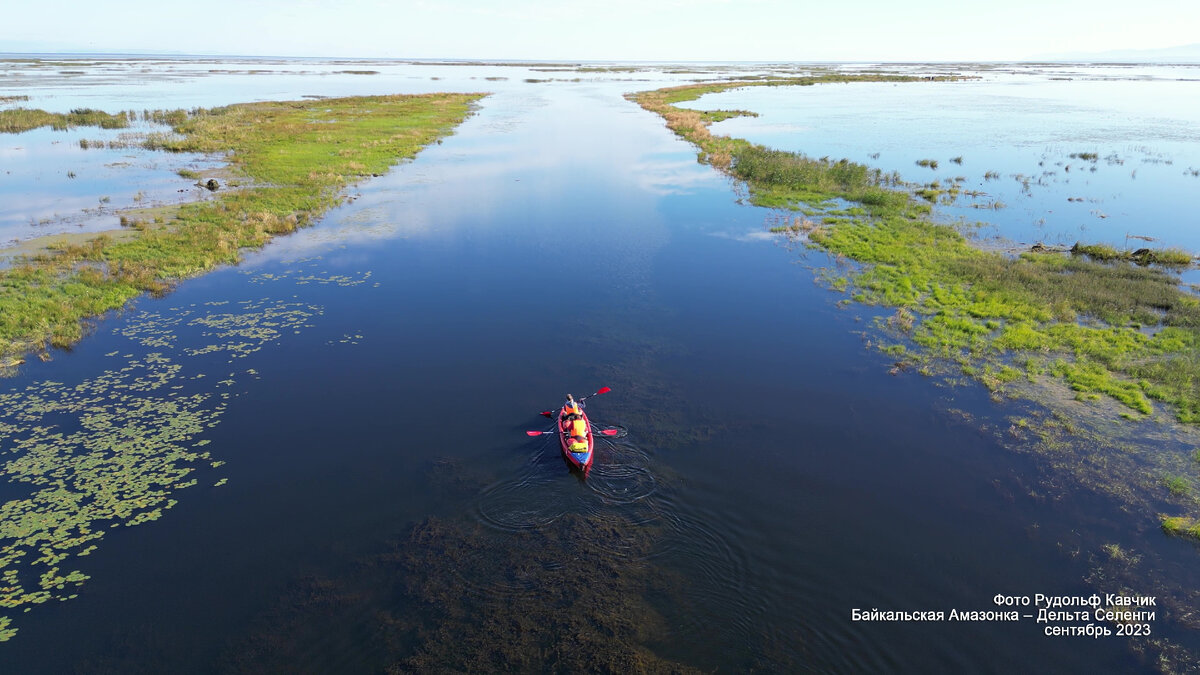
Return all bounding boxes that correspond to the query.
[0,58,1194,672]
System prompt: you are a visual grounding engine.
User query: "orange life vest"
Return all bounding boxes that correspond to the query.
[570,419,587,437]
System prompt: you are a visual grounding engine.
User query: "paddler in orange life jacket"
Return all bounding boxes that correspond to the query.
[561,395,588,452]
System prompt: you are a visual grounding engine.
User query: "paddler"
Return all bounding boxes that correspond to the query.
[561,395,582,423]
[561,395,588,451]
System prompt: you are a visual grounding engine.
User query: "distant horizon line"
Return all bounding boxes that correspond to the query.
[3,50,1199,66]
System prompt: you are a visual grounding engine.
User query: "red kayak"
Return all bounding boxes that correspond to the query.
[557,405,595,474]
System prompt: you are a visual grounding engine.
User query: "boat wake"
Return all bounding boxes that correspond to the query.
[474,465,566,533]
[582,438,658,506]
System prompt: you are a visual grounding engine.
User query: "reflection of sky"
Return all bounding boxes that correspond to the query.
[8,59,1198,259]
[688,66,1200,252]
[0,125,221,247]
[247,82,727,270]
[0,59,722,251]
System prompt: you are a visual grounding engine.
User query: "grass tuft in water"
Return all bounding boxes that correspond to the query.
[1071,243,1194,267]
[1162,474,1191,496]
[0,107,131,132]
[1161,515,1200,540]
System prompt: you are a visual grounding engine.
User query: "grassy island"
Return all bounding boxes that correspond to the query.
[0,93,484,366]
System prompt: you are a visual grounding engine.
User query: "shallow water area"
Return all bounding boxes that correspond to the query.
[0,58,1195,672]
[0,123,223,250]
[691,65,1200,257]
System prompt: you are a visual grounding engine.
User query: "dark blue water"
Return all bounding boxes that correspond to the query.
[1,60,1194,672]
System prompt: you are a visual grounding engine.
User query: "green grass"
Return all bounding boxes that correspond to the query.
[629,78,1200,424]
[1161,515,1200,540]
[1072,242,1194,267]
[731,145,910,211]
[1101,542,1138,564]
[1162,474,1190,496]
[702,109,759,123]
[0,93,484,363]
[0,107,131,132]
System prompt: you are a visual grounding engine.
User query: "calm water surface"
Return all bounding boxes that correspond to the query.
[692,64,1200,259]
[1,59,1193,672]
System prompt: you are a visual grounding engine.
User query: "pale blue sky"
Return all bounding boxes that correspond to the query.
[2,0,1197,61]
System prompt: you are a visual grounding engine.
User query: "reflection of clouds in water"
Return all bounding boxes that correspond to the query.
[0,145,32,160]
[1,190,115,223]
[707,229,776,243]
[194,82,696,276]
[630,156,722,195]
[0,127,220,245]
[239,211,409,266]
[713,121,814,135]
[477,91,550,134]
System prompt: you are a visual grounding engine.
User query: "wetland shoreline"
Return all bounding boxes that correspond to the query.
[3,59,1200,671]
[630,75,1200,437]
[0,93,485,369]
[631,74,1200,670]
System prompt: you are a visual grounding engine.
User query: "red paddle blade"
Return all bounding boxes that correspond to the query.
[526,431,546,436]
[540,411,553,418]
[597,429,620,436]
[596,386,611,395]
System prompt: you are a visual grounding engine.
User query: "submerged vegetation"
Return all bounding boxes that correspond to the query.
[0,93,483,365]
[223,514,700,673]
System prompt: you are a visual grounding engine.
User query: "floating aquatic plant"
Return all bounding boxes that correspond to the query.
[0,298,322,640]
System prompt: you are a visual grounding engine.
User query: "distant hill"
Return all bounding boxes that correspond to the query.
[1034,43,1200,63]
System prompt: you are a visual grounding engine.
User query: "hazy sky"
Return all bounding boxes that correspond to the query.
[3,0,1197,61]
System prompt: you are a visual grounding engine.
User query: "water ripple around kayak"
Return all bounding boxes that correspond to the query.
[474,474,566,533]
[583,439,659,506]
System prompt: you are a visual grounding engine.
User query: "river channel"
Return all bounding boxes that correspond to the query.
[2,58,1197,672]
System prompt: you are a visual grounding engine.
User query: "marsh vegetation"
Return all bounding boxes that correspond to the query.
[633,79,1200,419]
[0,93,483,365]
[631,77,1200,554]
[0,107,131,132]
[4,58,1200,672]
